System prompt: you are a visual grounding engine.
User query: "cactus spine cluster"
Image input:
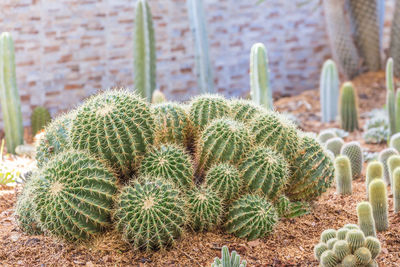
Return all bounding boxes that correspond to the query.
[0,32,24,154]
[394,167,400,213]
[326,137,344,157]
[320,59,339,123]
[205,163,241,202]
[335,156,353,195]
[386,58,396,136]
[339,82,359,132]
[31,106,51,136]
[378,148,398,185]
[357,202,376,237]
[341,141,363,179]
[369,179,389,231]
[250,43,273,110]
[212,246,247,267]
[134,0,156,102]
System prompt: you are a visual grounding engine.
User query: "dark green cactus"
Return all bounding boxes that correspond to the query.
[275,195,309,219]
[320,229,337,243]
[369,179,389,231]
[339,82,359,132]
[33,150,118,241]
[378,148,399,185]
[333,240,351,261]
[320,250,339,267]
[326,137,344,157]
[212,246,247,267]
[357,201,376,237]
[340,141,363,179]
[225,194,277,240]
[115,178,186,251]
[346,229,365,252]
[205,163,241,202]
[314,243,329,261]
[334,155,353,195]
[31,106,51,136]
[229,99,264,124]
[71,90,155,177]
[354,247,372,265]
[365,236,381,259]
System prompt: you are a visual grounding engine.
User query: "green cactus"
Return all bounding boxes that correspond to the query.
[250,43,273,110]
[133,0,156,102]
[327,238,338,250]
[340,141,363,179]
[139,144,194,189]
[152,102,192,147]
[390,132,400,152]
[314,243,329,261]
[343,224,360,230]
[286,133,335,201]
[71,90,155,177]
[187,0,214,93]
[366,161,383,198]
[386,58,396,136]
[354,247,372,265]
[115,178,186,251]
[229,99,264,124]
[337,228,349,240]
[195,118,251,175]
[369,179,389,231]
[275,195,309,219]
[187,186,223,232]
[333,240,351,261]
[346,229,365,252]
[320,229,337,243]
[205,163,241,202]
[151,89,166,104]
[388,154,400,185]
[378,148,399,185]
[225,194,277,241]
[365,236,381,259]
[320,250,339,267]
[0,32,24,154]
[342,255,357,267]
[33,150,118,241]
[318,129,337,144]
[320,59,340,123]
[35,112,74,168]
[326,137,344,157]
[239,146,289,200]
[357,201,376,237]
[396,89,400,133]
[211,246,247,267]
[334,155,353,195]
[339,82,359,132]
[31,106,51,136]
[394,167,400,213]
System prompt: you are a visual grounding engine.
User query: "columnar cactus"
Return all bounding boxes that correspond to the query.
[386,58,396,136]
[205,163,241,202]
[115,178,186,251]
[333,240,351,261]
[139,144,194,189]
[346,229,365,252]
[378,148,399,185]
[341,141,363,179]
[318,129,337,144]
[71,90,155,177]
[225,194,277,240]
[389,132,400,152]
[335,156,353,195]
[339,82,359,132]
[239,146,289,200]
[187,0,214,93]
[320,59,340,123]
[394,167,400,213]
[366,161,383,198]
[389,1,400,76]
[0,32,24,154]
[33,150,118,241]
[365,236,381,259]
[395,88,400,133]
[187,186,223,232]
[212,246,247,267]
[357,202,376,237]
[326,137,345,157]
[31,106,51,136]
[134,0,156,102]
[388,154,400,185]
[229,99,264,124]
[151,89,166,104]
[250,43,273,110]
[369,179,389,231]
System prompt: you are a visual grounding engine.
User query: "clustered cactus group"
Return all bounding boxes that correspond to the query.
[15,91,335,251]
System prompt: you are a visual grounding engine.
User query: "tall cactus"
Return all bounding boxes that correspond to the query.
[0,32,24,154]
[250,43,273,110]
[339,82,359,132]
[387,58,396,137]
[320,59,339,123]
[389,0,400,76]
[31,106,51,136]
[134,0,156,102]
[187,0,214,93]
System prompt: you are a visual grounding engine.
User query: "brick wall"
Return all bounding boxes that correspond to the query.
[0,0,394,127]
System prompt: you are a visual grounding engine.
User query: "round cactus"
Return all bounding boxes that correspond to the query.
[366,161,384,198]
[378,147,399,185]
[337,228,349,240]
[389,131,400,152]
[320,250,339,267]
[205,163,241,202]
[327,238,338,250]
[152,102,192,147]
[365,236,381,259]
[239,146,289,200]
[31,106,51,136]
[139,144,194,189]
[340,141,363,179]
[35,112,74,168]
[195,118,251,175]
[343,224,360,230]
[33,150,118,241]
[369,178,389,231]
[346,229,365,252]
[225,194,277,240]
[354,247,372,265]
[320,229,337,243]
[286,133,334,201]
[186,186,223,232]
[229,99,264,124]
[357,201,376,237]
[326,137,345,157]
[318,129,337,144]
[393,167,400,213]
[115,178,186,251]
[275,195,291,218]
[334,155,353,195]
[314,243,329,261]
[333,240,351,261]
[388,154,400,185]
[71,90,155,177]
[342,255,357,267]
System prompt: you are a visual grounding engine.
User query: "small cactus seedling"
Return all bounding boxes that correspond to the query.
[320,59,340,123]
[229,99,264,124]
[341,141,363,179]
[335,155,353,195]
[393,167,400,212]
[388,154,400,185]
[333,240,351,261]
[205,163,241,202]
[31,106,51,136]
[354,247,372,265]
[151,89,166,104]
[357,202,376,237]
[211,246,247,267]
[366,161,384,198]
[314,243,329,261]
[365,236,381,259]
[225,194,277,241]
[339,82,359,132]
[369,179,389,231]
[320,250,339,267]
[318,129,337,144]
[378,147,399,185]
[346,229,365,252]
[326,137,345,157]
[320,229,337,243]
[389,132,400,152]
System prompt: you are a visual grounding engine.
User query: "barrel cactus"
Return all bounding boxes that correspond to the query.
[321,229,337,243]
[320,250,339,267]
[378,148,399,185]
[229,99,264,124]
[333,240,351,261]
[31,106,51,136]
[337,228,349,240]
[357,202,376,237]
[334,155,353,195]
[274,195,309,219]
[354,247,372,265]
[340,141,363,179]
[151,89,166,104]
[369,179,389,231]
[314,243,329,261]
[365,236,381,259]
[342,255,357,267]
[205,163,241,202]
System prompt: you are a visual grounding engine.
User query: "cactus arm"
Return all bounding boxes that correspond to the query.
[386,58,396,136]
[0,32,24,154]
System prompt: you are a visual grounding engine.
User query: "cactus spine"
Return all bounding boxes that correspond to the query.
[212,246,247,267]
[387,58,396,136]
[366,161,383,198]
[335,156,353,195]
[187,0,214,93]
[320,59,339,122]
[357,202,376,237]
[339,82,359,132]
[393,167,400,212]
[369,179,389,231]
[340,141,363,179]
[250,43,273,110]
[378,147,398,185]
[134,0,156,102]
[0,32,24,154]
[31,106,51,136]
[337,228,349,240]
[388,155,400,185]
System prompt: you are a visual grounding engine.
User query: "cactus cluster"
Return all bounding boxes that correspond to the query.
[315,225,381,267]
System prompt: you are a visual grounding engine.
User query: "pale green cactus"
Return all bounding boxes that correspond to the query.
[366,161,383,199]
[390,132,400,152]
[334,156,352,195]
[211,246,247,267]
[357,202,376,237]
[341,141,363,179]
[393,167,400,213]
[326,137,344,157]
[386,58,396,136]
[250,43,272,110]
[369,179,389,231]
[378,148,398,185]
[339,82,359,132]
[320,59,340,123]
[388,155,400,185]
